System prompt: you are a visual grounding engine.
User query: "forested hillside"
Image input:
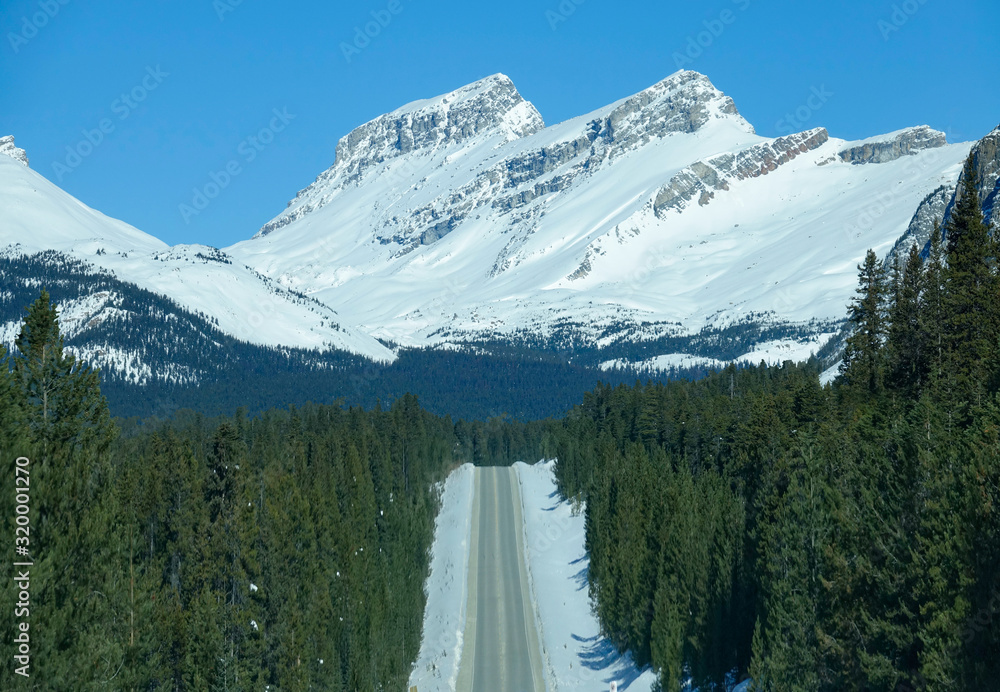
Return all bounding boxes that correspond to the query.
[0,251,677,422]
[0,289,546,690]
[550,154,1000,691]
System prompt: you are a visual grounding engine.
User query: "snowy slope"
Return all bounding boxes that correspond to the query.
[407,464,475,692]
[0,149,394,361]
[229,71,971,362]
[515,460,658,691]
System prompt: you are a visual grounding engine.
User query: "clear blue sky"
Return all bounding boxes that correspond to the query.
[2,0,998,248]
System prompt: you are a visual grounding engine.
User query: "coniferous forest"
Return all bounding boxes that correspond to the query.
[549,155,1000,691]
[1,154,998,690]
[0,290,545,689]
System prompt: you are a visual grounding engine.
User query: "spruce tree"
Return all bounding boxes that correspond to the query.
[840,250,888,395]
[943,152,999,410]
[3,290,123,687]
[920,226,948,388]
[887,244,926,398]
[749,442,833,692]
[13,289,115,453]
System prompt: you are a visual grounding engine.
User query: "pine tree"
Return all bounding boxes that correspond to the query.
[943,152,999,410]
[920,226,948,387]
[887,244,926,398]
[840,250,888,396]
[2,290,123,687]
[13,289,115,453]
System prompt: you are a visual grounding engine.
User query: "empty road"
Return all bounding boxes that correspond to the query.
[457,466,546,692]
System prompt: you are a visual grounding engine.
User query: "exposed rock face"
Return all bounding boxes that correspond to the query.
[0,136,29,167]
[963,125,1000,226]
[890,124,1000,261]
[336,74,543,164]
[886,185,952,265]
[653,128,829,216]
[257,74,544,237]
[257,70,755,249]
[838,126,947,165]
[599,70,754,148]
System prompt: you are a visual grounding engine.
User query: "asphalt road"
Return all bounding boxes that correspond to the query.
[457,466,546,692]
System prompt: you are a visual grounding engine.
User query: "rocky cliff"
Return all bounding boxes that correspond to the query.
[0,136,29,167]
[838,126,947,165]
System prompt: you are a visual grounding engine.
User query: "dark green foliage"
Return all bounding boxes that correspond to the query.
[550,180,1000,690]
[942,153,1000,409]
[0,290,474,690]
[887,244,928,397]
[841,249,888,395]
[12,289,116,453]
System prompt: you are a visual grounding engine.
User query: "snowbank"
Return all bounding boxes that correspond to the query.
[407,464,475,692]
[513,460,659,691]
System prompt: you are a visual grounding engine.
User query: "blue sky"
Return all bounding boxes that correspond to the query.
[2,0,998,248]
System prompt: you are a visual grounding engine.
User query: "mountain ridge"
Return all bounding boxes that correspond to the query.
[0,71,986,389]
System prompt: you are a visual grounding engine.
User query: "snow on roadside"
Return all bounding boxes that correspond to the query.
[408,463,475,692]
[513,460,659,691]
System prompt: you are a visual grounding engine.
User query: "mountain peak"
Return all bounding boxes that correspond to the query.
[390,73,521,115]
[254,74,545,237]
[336,73,543,163]
[0,135,29,167]
[594,70,755,145]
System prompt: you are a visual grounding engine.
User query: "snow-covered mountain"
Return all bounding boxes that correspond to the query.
[0,71,983,379]
[228,71,971,367]
[0,143,394,362]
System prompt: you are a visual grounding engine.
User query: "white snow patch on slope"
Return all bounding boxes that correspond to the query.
[514,460,658,691]
[408,464,475,692]
[0,155,394,361]
[600,334,837,373]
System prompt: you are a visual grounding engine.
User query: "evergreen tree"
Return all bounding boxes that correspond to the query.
[12,289,115,453]
[749,442,833,692]
[840,250,888,395]
[943,152,999,409]
[920,226,948,387]
[887,244,927,398]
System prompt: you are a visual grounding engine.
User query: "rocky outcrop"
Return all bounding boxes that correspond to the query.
[886,185,952,265]
[888,124,999,262]
[838,126,946,165]
[257,74,544,238]
[334,74,543,166]
[963,125,1000,226]
[598,70,754,150]
[0,136,29,167]
[653,128,829,216]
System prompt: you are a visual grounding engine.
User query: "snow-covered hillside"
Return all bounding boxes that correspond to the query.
[0,147,394,361]
[229,71,971,362]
